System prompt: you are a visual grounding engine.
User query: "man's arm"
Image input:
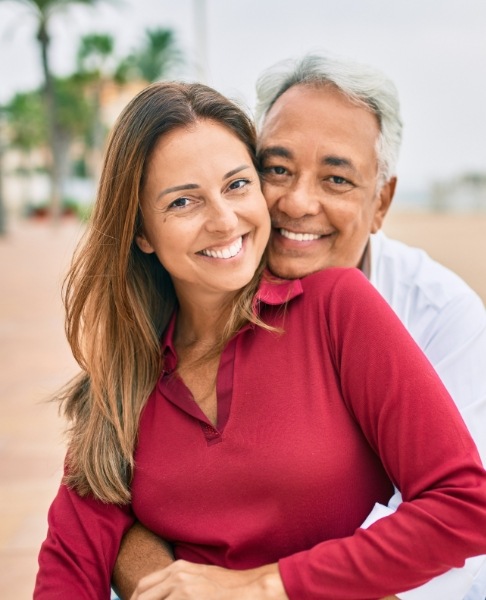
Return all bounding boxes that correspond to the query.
[362,492,486,600]
[112,522,174,599]
[112,524,400,600]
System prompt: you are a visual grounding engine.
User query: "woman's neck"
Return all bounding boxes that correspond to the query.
[174,289,236,350]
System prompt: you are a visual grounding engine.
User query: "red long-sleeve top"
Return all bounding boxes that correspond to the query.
[35,268,486,599]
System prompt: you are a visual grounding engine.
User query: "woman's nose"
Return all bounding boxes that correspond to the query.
[205,198,239,233]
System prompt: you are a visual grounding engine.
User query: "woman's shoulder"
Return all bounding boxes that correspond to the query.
[298,267,389,320]
[260,268,379,314]
[301,267,370,293]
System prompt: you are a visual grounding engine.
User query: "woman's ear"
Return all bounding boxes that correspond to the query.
[135,233,155,254]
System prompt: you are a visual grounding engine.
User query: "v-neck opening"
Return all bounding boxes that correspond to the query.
[158,336,237,445]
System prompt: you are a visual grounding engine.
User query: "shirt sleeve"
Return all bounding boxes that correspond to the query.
[278,268,486,600]
[34,479,135,599]
[359,291,486,599]
[361,494,486,600]
[416,290,486,466]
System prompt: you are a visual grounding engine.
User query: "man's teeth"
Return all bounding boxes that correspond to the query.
[201,237,243,259]
[280,229,321,241]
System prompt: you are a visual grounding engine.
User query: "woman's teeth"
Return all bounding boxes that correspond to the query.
[201,236,243,259]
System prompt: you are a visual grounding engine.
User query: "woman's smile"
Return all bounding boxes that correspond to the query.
[136,119,270,301]
[198,234,245,259]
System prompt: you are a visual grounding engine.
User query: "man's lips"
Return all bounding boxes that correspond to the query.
[278,228,322,242]
[273,226,331,242]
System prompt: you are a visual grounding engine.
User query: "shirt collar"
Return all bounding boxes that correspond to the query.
[255,271,303,306]
[160,273,303,369]
[368,231,385,287]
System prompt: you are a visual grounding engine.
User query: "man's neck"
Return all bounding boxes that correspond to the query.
[359,240,372,280]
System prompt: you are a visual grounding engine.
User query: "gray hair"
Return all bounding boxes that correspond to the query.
[255,53,403,184]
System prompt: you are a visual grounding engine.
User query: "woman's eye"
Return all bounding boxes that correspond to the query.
[228,178,250,190]
[168,197,191,209]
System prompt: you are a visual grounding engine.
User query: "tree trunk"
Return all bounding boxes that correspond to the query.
[90,81,104,185]
[0,110,6,236]
[37,19,63,224]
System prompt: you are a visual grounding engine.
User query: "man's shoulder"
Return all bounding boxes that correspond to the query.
[370,231,480,311]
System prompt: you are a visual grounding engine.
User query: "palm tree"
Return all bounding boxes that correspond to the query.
[116,27,183,84]
[4,89,48,215]
[1,0,108,221]
[76,32,116,182]
[0,106,8,235]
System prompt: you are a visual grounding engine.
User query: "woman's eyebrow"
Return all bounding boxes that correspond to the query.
[157,183,199,200]
[224,164,251,179]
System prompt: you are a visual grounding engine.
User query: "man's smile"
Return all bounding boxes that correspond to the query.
[278,228,322,242]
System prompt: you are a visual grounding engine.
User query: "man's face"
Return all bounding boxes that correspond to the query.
[258,84,395,279]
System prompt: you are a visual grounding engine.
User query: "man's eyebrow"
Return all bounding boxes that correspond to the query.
[258,147,358,174]
[258,146,294,161]
[322,155,358,174]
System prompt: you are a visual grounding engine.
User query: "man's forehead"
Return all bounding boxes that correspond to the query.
[259,84,379,136]
[257,84,380,168]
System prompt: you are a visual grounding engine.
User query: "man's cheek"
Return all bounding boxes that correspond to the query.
[261,183,277,208]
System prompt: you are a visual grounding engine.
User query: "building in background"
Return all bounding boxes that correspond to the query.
[430,172,486,213]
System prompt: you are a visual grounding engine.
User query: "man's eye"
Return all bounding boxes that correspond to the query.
[168,197,191,209]
[329,176,349,185]
[263,165,287,176]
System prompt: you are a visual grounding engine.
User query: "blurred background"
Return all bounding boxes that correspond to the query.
[0,0,485,597]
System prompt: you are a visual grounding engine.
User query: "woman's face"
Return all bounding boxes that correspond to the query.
[136,119,270,304]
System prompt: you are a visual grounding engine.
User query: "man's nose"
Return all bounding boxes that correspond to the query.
[205,198,239,233]
[270,177,322,219]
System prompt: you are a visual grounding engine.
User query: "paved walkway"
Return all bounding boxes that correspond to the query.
[0,218,84,598]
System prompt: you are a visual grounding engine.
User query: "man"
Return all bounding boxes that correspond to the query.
[113,54,486,600]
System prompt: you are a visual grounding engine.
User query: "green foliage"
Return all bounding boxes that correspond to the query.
[5,90,48,151]
[116,27,183,84]
[77,32,116,77]
[72,156,88,177]
[54,74,94,138]
[3,1,182,214]
[4,75,93,151]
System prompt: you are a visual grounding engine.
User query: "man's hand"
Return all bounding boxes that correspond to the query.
[112,522,175,599]
[129,560,288,600]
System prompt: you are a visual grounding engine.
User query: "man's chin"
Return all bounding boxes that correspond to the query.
[267,261,324,280]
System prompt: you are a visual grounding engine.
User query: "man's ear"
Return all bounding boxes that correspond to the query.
[135,232,155,254]
[371,176,397,233]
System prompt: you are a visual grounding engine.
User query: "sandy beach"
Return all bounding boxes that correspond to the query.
[0,211,485,598]
[384,211,486,303]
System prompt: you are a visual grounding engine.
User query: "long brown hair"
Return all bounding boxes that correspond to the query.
[60,82,268,504]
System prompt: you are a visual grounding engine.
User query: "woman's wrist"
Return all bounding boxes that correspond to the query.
[250,564,289,599]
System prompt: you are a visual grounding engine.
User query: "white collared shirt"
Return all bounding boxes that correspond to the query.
[364,230,486,600]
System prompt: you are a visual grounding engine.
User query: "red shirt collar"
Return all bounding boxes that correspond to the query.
[160,273,303,371]
[255,271,303,306]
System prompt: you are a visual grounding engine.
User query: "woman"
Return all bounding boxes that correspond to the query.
[34,81,486,600]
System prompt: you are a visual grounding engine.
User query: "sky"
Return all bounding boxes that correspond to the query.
[0,0,485,202]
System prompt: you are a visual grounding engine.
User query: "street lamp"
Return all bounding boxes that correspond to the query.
[193,0,208,83]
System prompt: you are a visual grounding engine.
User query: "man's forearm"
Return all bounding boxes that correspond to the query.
[112,521,174,599]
